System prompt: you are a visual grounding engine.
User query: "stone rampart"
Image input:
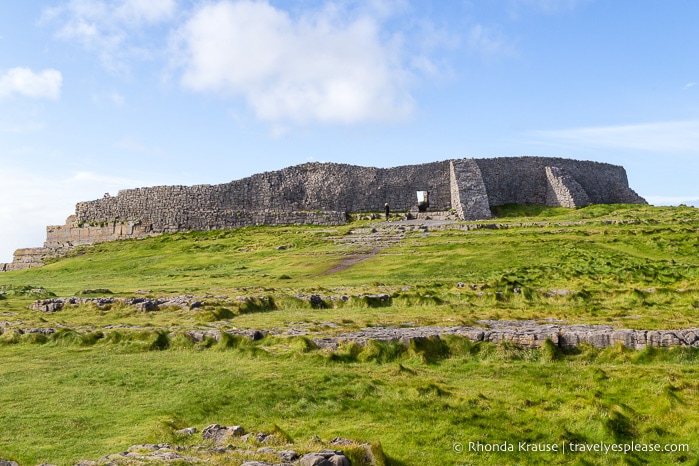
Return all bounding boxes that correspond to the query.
[2,156,646,271]
[449,159,492,220]
[474,157,645,206]
[75,160,453,226]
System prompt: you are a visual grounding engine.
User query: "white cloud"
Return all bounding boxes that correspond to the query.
[684,82,696,89]
[0,68,62,100]
[115,0,177,24]
[173,0,414,125]
[529,120,699,153]
[467,24,516,58]
[42,0,177,71]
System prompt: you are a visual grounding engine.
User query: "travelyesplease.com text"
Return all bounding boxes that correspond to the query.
[455,441,690,455]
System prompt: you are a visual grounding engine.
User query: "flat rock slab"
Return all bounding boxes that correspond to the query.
[314,320,699,350]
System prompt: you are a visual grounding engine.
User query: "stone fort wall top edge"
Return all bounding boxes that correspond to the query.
[98,156,625,201]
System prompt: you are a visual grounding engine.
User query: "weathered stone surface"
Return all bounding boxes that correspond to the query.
[30,298,67,313]
[545,166,591,208]
[202,424,244,443]
[29,296,205,313]
[449,159,492,220]
[175,427,198,436]
[0,460,19,466]
[299,450,350,466]
[277,450,299,462]
[312,321,699,350]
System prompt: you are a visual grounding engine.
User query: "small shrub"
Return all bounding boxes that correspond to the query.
[268,424,293,443]
[149,331,170,351]
[22,333,49,344]
[239,296,277,314]
[358,340,406,363]
[540,338,563,362]
[217,333,245,349]
[169,332,195,350]
[327,342,363,363]
[343,442,388,466]
[291,336,319,354]
[409,336,450,364]
[49,329,82,346]
[0,329,22,345]
[603,404,637,441]
[416,382,451,398]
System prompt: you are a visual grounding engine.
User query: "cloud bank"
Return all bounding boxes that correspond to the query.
[42,0,177,71]
[173,0,413,125]
[530,120,699,153]
[0,68,62,99]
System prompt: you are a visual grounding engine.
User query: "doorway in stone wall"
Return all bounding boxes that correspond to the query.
[416,191,429,212]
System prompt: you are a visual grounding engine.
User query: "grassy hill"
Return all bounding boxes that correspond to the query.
[1,204,699,465]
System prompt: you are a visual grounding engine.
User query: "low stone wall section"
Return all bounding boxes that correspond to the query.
[312,321,699,350]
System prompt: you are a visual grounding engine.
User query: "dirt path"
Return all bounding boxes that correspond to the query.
[323,249,381,275]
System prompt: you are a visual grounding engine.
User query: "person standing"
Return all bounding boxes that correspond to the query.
[384,203,390,221]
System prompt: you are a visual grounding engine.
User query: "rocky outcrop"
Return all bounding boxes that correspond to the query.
[29,296,203,313]
[69,424,359,466]
[310,321,699,350]
[17,291,699,351]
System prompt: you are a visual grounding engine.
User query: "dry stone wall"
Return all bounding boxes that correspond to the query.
[474,157,645,206]
[75,160,453,227]
[1,156,646,271]
[449,159,492,220]
[545,166,591,208]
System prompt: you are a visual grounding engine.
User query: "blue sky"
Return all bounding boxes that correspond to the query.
[1,0,698,262]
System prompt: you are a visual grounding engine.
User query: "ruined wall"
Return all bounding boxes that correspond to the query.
[2,156,647,272]
[474,157,645,207]
[75,161,452,230]
[73,157,643,231]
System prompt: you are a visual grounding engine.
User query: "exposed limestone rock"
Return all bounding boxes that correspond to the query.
[202,424,244,443]
[278,450,299,462]
[175,427,198,436]
[99,442,199,463]
[29,296,204,313]
[313,321,699,350]
[299,450,350,466]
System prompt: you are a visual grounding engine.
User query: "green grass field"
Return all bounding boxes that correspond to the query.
[1,204,699,465]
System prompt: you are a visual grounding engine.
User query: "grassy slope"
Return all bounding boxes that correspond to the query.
[1,204,699,465]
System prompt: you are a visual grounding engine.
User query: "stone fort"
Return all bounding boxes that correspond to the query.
[1,156,645,271]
